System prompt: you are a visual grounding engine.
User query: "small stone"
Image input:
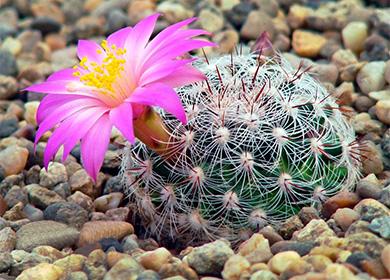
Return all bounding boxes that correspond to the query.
[351,113,383,134]
[379,186,390,208]
[0,194,7,216]
[73,16,104,39]
[184,239,234,275]
[309,246,351,262]
[127,0,156,25]
[136,270,160,280]
[278,215,304,239]
[78,221,134,247]
[356,180,383,199]
[15,263,64,280]
[271,241,316,256]
[0,49,17,76]
[53,254,86,272]
[39,162,68,189]
[0,145,29,177]
[225,1,254,29]
[26,184,64,209]
[385,60,390,84]
[346,232,387,258]
[292,30,327,58]
[23,101,39,127]
[321,191,360,218]
[332,208,360,232]
[16,221,79,252]
[292,219,336,243]
[4,185,28,208]
[104,256,143,280]
[355,198,390,222]
[258,226,283,245]
[44,201,89,229]
[324,264,357,280]
[121,235,139,254]
[31,246,64,262]
[0,227,16,252]
[213,30,239,54]
[303,255,332,272]
[70,169,96,198]
[1,37,22,56]
[369,89,390,101]
[331,49,358,69]
[67,191,94,212]
[311,63,339,85]
[368,216,390,239]
[139,247,171,271]
[68,271,88,280]
[238,233,273,264]
[241,10,275,40]
[376,100,390,125]
[105,207,130,221]
[250,270,278,280]
[361,141,384,175]
[362,34,389,62]
[0,75,17,100]
[106,9,130,34]
[381,245,390,275]
[280,259,313,280]
[287,5,312,29]
[45,33,66,51]
[159,261,198,280]
[221,255,250,280]
[94,193,123,212]
[3,201,26,221]
[298,207,320,225]
[0,252,13,273]
[198,9,224,33]
[0,118,19,138]
[268,251,301,274]
[361,259,389,279]
[156,2,193,24]
[357,61,386,95]
[342,22,368,54]
[84,249,107,279]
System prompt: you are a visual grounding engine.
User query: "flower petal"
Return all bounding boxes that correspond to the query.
[25,81,97,98]
[109,102,135,143]
[129,84,186,124]
[77,40,104,63]
[47,68,77,82]
[107,27,132,48]
[80,114,112,180]
[153,64,205,88]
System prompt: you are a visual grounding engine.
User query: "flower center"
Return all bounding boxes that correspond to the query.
[73,40,126,94]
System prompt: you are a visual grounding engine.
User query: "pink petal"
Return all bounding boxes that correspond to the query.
[139,59,195,86]
[129,84,186,124]
[107,27,132,48]
[47,68,77,82]
[77,40,104,63]
[153,64,205,88]
[80,114,112,181]
[109,102,135,143]
[25,81,97,98]
[61,106,109,161]
[124,13,159,53]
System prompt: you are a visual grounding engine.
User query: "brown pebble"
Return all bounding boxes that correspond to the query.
[106,251,128,268]
[361,259,390,279]
[78,221,134,247]
[0,194,8,216]
[321,191,360,218]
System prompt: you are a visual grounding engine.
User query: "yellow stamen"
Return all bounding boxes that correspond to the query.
[73,40,127,94]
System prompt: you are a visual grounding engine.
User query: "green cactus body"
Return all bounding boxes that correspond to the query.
[121,51,361,245]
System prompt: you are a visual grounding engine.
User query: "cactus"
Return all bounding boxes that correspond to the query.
[120,49,361,245]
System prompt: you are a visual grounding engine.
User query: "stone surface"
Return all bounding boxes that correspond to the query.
[268,251,301,274]
[0,145,29,177]
[382,244,390,275]
[44,201,89,229]
[104,256,143,280]
[357,61,386,95]
[184,240,234,275]
[53,254,86,272]
[0,227,16,252]
[15,263,64,280]
[321,191,360,218]
[342,21,368,54]
[292,30,327,58]
[292,219,336,243]
[16,221,79,251]
[238,233,273,264]
[138,247,171,272]
[39,162,68,189]
[240,10,275,40]
[26,184,64,209]
[221,255,250,280]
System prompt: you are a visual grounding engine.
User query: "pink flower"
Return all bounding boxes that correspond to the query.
[26,14,215,180]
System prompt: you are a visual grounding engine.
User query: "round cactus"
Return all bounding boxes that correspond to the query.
[120,49,361,245]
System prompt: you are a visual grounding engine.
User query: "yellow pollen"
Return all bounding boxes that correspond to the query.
[73,40,127,94]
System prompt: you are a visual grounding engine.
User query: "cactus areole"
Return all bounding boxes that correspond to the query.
[121,46,362,245]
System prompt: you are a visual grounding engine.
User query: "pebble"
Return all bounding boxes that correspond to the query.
[104,256,143,280]
[23,101,39,127]
[225,1,254,29]
[342,21,368,54]
[53,254,86,272]
[16,220,79,251]
[381,244,390,275]
[0,75,17,100]
[0,118,19,138]
[3,201,26,221]
[345,232,387,258]
[26,184,64,209]
[69,169,96,198]
[361,141,384,175]
[221,255,250,280]
[369,89,390,101]
[321,191,360,218]
[331,49,359,69]
[105,207,130,222]
[324,263,357,280]
[159,261,198,280]
[376,100,390,125]
[292,30,327,58]
[258,226,283,245]
[0,252,13,273]
[78,221,134,247]
[213,30,239,54]
[362,34,389,62]
[385,60,390,84]
[39,162,68,189]
[31,245,63,262]
[292,219,336,243]
[4,185,28,207]
[356,180,383,199]
[156,2,193,24]
[312,63,339,85]
[139,247,172,271]
[84,249,107,279]
[0,145,29,177]
[184,240,234,275]
[67,191,94,212]
[278,215,304,239]
[368,216,390,238]
[268,251,301,274]
[287,5,311,29]
[198,9,224,34]
[43,201,89,229]
[356,61,386,95]
[0,49,17,76]
[0,194,7,216]
[0,227,16,252]
[15,263,64,280]
[271,241,316,256]
[240,10,275,40]
[106,9,130,34]
[332,208,360,232]
[361,259,390,279]
[127,0,156,25]
[94,192,123,213]
[238,233,273,264]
